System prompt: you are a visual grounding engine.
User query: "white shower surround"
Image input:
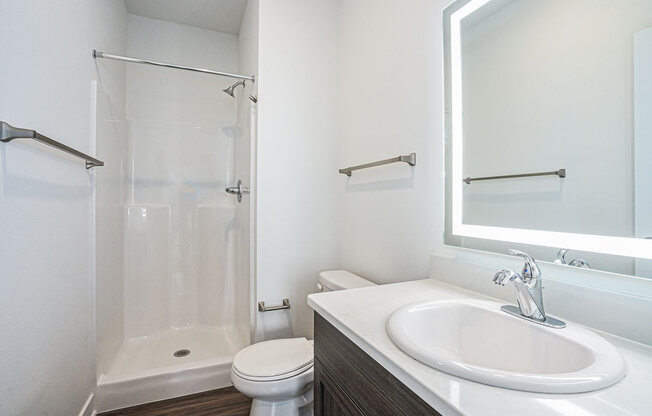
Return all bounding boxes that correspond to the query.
[96,14,254,412]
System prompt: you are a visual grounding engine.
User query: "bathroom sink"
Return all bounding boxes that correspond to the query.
[386,299,626,393]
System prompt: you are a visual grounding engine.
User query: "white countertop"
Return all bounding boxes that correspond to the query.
[307,279,652,416]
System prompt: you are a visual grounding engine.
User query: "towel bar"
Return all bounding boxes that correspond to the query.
[339,153,416,177]
[1,121,104,169]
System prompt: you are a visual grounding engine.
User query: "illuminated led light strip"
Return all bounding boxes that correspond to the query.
[450,0,492,235]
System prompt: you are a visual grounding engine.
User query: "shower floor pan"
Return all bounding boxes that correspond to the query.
[96,324,246,413]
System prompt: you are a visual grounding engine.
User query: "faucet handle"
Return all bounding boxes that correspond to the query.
[493,269,518,286]
[568,258,591,269]
[508,249,540,281]
[554,249,568,265]
[508,249,535,263]
[554,248,591,269]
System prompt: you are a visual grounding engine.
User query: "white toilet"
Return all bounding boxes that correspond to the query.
[231,270,376,416]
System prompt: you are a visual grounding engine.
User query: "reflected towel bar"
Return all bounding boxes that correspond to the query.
[339,152,416,177]
[0,121,104,169]
[464,169,566,184]
[258,299,291,312]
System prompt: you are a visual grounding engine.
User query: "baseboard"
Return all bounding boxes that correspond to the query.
[78,393,95,416]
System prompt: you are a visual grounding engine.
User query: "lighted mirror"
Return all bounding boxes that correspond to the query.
[443,0,652,278]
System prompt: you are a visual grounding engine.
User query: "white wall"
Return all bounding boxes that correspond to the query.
[0,1,126,415]
[257,0,341,340]
[254,0,451,339]
[338,0,444,284]
[254,0,447,339]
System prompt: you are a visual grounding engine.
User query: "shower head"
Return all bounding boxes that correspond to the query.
[222,80,246,97]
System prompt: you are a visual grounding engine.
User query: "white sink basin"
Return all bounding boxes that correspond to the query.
[386,299,626,393]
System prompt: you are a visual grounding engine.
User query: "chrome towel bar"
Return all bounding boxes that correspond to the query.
[464,169,565,184]
[0,121,104,169]
[258,299,291,312]
[339,152,416,177]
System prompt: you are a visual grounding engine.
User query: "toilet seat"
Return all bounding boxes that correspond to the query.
[232,337,314,382]
[233,361,313,382]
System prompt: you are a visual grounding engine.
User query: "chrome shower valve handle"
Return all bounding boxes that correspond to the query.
[225,179,249,203]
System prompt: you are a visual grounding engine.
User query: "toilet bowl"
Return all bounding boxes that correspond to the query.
[232,338,314,416]
[231,270,376,416]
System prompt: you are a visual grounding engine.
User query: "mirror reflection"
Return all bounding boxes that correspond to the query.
[446,0,652,277]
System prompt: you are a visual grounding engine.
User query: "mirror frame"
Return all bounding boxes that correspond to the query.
[444,0,652,260]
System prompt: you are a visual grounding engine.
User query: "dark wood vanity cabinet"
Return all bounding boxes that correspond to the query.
[314,313,442,416]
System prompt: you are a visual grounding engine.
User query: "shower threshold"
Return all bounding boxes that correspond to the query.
[96,324,246,413]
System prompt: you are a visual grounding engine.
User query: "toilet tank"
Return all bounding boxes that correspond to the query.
[317,270,376,292]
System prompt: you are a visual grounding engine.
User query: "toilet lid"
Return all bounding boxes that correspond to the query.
[233,338,314,379]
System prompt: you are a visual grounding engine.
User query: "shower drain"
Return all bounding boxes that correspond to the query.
[173,349,191,358]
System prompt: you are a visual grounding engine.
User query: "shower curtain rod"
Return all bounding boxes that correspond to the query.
[92,50,255,82]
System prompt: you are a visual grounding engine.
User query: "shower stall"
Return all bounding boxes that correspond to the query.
[94,13,257,412]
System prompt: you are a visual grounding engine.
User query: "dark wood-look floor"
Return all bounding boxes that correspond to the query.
[99,387,251,416]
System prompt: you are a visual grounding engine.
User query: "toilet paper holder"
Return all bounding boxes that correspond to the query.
[258,298,291,312]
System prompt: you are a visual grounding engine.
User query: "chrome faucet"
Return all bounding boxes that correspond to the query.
[554,249,590,269]
[493,249,565,328]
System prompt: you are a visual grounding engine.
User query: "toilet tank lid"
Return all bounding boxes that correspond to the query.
[318,270,376,290]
